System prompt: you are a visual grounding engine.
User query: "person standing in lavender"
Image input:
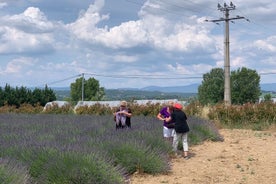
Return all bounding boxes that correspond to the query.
[165,103,190,159]
[157,101,175,143]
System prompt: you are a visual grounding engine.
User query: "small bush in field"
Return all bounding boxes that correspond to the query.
[43,103,73,114]
[0,105,17,113]
[106,142,170,175]
[75,103,113,115]
[185,101,204,116]
[32,151,124,184]
[0,158,32,184]
[0,104,43,114]
[17,103,43,114]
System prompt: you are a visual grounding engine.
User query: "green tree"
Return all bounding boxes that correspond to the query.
[4,84,17,106]
[31,86,56,106]
[231,67,261,104]
[198,68,224,105]
[0,84,56,107]
[31,88,43,106]
[198,67,261,105]
[42,85,57,105]
[263,93,272,102]
[0,87,3,106]
[14,86,32,107]
[70,77,105,102]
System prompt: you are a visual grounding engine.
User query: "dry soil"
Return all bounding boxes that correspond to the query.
[130,129,276,184]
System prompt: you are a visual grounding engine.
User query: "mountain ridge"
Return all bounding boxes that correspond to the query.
[115,83,276,93]
[51,83,276,93]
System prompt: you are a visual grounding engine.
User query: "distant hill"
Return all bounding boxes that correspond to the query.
[51,83,276,93]
[261,83,276,92]
[138,83,276,93]
[141,84,199,93]
[53,88,196,101]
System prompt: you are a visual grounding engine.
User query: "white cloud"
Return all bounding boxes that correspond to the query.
[0,26,54,54]
[67,2,109,42]
[0,2,7,8]
[96,20,148,48]
[7,7,55,33]
[68,1,215,53]
[167,63,213,76]
[0,57,36,75]
[113,54,138,63]
[254,36,276,52]
[231,57,248,68]
[0,7,56,55]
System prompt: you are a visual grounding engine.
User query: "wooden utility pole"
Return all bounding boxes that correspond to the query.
[206,2,247,105]
[81,73,84,101]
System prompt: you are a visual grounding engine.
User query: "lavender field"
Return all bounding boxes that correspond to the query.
[0,114,222,184]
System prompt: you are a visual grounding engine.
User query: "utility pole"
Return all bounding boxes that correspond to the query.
[81,73,84,101]
[206,2,247,105]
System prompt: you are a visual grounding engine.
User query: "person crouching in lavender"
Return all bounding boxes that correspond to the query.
[113,101,132,129]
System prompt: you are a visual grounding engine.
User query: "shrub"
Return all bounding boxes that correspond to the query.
[106,142,170,175]
[42,103,73,114]
[185,101,204,116]
[207,102,276,130]
[0,158,32,184]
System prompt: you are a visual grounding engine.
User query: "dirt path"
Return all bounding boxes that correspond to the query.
[130,129,276,184]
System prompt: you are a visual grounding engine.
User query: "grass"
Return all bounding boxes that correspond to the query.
[0,113,222,184]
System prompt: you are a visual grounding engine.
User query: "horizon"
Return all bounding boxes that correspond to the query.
[1,82,276,88]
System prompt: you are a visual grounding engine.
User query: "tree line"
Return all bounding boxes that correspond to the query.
[0,67,266,108]
[0,84,56,107]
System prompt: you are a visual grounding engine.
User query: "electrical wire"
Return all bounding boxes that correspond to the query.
[84,72,202,79]
[46,74,82,85]
[44,71,275,86]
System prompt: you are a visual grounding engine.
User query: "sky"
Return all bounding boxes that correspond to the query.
[0,0,275,89]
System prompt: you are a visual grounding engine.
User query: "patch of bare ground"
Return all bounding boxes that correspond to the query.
[130,129,276,184]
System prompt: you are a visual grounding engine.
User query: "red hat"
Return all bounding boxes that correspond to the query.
[174,103,182,110]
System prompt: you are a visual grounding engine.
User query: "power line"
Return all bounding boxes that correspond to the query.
[44,71,275,87]
[259,72,276,75]
[46,74,82,86]
[84,72,202,79]
[125,0,217,19]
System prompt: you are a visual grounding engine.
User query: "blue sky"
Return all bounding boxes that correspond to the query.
[0,0,275,89]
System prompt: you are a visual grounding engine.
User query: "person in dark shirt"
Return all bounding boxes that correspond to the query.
[165,103,190,159]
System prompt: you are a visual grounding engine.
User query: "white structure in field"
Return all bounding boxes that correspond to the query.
[74,101,121,110]
[43,101,70,111]
[44,99,187,112]
[259,97,276,103]
[74,99,185,110]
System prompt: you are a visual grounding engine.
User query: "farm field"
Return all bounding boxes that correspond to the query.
[131,128,276,184]
[0,113,222,184]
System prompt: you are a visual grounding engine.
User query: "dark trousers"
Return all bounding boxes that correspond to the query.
[116,121,131,129]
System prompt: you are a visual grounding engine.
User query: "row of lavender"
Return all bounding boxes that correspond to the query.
[0,114,222,184]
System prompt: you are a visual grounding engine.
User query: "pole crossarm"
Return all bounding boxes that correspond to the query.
[206,16,245,23]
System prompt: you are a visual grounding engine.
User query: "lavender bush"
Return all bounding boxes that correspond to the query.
[0,157,32,184]
[0,114,222,183]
